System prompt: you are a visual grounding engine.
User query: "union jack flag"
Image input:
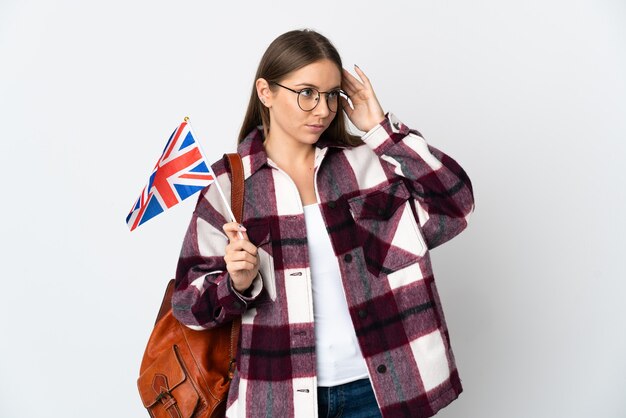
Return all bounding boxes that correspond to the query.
[126,119,215,231]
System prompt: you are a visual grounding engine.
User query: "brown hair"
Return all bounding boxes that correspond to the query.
[237,29,362,147]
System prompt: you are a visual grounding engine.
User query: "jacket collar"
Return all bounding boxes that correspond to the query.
[236,125,349,179]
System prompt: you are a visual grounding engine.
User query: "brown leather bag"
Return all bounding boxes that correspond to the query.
[137,153,244,418]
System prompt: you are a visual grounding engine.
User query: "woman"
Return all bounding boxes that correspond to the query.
[173,29,474,418]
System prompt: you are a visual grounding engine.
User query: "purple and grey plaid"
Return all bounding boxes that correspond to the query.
[172,113,475,418]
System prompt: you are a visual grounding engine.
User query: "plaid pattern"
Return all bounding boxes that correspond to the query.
[172,113,475,418]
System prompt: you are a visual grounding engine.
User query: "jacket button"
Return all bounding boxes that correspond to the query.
[358,310,368,318]
[328,201,336,209]
[377,364,387,373]
[233,301,243,310]
[344,254,352,263]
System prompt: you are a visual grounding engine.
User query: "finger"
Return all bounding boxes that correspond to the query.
[228,260,258,273]
[223,221,247,235]
[342,77,368,102]
[223,222,248,241]
[342,68,363,91]
[353,65,373,89]
[342,68,365,91]
[341,80,357,97]
[226,239,258,257]
[342,67,362,83]
[225,250,258,266]
[341,82,355,97]
[341,79,361,100]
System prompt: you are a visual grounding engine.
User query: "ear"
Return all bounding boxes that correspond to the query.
[256,78,273,108]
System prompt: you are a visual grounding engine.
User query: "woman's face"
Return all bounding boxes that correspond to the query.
[263,59,342,147]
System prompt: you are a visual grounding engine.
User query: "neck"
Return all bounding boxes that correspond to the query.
[263,131,315,171]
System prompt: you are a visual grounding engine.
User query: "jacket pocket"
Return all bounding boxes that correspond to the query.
[348,180,427,277]
[244,220,276,302]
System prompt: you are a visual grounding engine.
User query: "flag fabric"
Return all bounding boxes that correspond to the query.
[126,119,215,231]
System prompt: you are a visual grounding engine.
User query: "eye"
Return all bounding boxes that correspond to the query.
[328,90,341,100]
[299,88,314,98]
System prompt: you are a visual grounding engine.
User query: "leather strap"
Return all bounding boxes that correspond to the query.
[224,153,244,380]
[226,153,244,223]
[155,280,175,325]
[152,374,183,418]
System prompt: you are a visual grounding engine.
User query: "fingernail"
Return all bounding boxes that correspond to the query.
[238,224,246,231]
[354,64,360,68]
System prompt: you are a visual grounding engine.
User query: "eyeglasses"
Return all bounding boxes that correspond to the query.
[271,82,348,113]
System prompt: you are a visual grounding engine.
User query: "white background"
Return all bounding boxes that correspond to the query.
[1,1,625,417]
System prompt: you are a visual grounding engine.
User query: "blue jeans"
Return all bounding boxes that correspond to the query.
[317,378,382,418]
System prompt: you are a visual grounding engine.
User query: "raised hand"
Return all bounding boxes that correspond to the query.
[341,65,386,133]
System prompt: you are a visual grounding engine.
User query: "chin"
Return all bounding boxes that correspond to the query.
[301,130,325,143]
[311,133,326,143]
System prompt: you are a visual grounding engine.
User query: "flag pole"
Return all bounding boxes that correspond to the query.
[185,117,244,239]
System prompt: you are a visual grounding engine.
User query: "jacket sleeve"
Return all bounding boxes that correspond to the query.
[361,112,475,249]
[171,176,264,330]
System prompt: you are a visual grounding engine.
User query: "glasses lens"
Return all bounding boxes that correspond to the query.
[298,88,318,111]
[326,90,341,113]
[296,88,346,112]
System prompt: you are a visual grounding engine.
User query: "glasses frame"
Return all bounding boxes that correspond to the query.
[270,81,348,113]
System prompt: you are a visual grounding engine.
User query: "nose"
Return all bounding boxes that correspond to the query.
[313,94,331,117]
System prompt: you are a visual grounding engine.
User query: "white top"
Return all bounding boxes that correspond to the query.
[303,203,369,386]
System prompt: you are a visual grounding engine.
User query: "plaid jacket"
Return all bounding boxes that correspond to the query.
[172,112,475,418]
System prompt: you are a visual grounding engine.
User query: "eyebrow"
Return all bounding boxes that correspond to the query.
[294,82,342,90]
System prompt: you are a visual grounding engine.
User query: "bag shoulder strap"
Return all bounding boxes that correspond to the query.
[225,153,244,223]
[224,153,244,379]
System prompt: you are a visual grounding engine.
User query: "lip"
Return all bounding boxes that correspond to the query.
[306,124,325,132]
